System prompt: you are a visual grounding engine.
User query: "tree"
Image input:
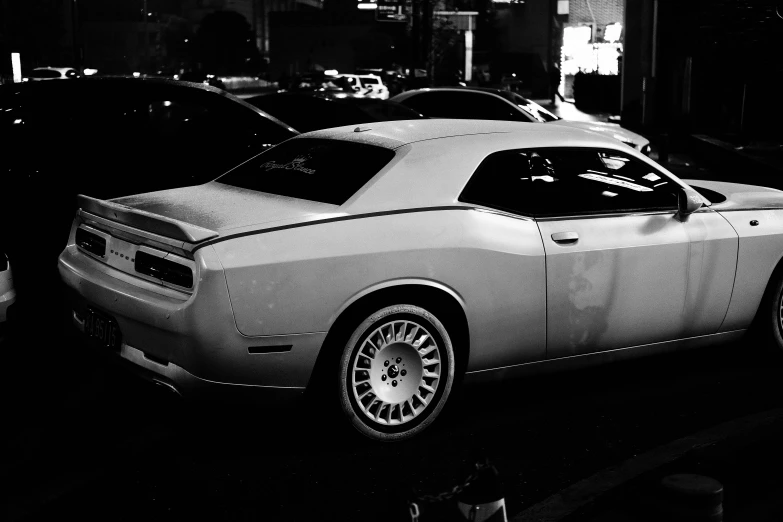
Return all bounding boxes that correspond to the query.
[192,10,258,75]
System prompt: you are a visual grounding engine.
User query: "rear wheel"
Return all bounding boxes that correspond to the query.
[338,304,455,442]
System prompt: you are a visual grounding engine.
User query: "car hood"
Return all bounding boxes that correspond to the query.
[684,179,783,210]
[548,120,650,148]
[111,182,343,235]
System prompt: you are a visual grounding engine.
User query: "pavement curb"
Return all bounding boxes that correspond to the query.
[510,407,783,522]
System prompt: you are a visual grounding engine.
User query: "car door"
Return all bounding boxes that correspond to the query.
[526,147,739,358]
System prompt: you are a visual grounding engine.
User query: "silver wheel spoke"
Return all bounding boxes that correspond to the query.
[350,316,444,427]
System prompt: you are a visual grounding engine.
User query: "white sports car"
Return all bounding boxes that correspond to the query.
[59,120,783,441]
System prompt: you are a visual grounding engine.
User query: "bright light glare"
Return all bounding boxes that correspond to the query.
[83,68,98,76]
[133,72,141,77]
[605,23,622,43]
[357,3,377,9]
[563,26,591,49]
[325,69,338,75]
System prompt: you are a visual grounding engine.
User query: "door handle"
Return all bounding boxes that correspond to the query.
[551,231,579,244]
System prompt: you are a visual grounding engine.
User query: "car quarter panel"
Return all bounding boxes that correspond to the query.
[212,208,547,371]
[718,209,783,332]
[59,239,323,388]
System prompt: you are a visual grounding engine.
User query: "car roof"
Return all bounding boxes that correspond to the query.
[309,120,656,213]
[394,85,529,101]
[301,118,622,150]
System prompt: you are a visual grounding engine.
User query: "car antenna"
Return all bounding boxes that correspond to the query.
[354,127,371,132]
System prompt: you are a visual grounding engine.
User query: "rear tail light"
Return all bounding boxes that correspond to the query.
[135,251,193,289]
[76,228,107,257]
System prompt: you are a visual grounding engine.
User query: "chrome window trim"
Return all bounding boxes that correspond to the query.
[535,209,677,222]
[468,205,535,221]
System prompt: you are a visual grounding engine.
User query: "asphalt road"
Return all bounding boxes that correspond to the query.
[4,325,783,522]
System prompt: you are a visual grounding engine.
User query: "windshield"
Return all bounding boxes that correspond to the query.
[216,138,395,204]
[496,91,560,122]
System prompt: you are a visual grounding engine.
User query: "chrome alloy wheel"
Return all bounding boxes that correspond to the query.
[339,304,455,441]
[351,319,442,425]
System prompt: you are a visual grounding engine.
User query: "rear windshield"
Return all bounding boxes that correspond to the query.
[216,138,396,205]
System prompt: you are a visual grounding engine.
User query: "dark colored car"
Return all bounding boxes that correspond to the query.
[244,92,426,133]
[1,76,297,319]
[178,71,227,90]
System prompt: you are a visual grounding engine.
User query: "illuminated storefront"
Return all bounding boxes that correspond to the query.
[559,22,622,99]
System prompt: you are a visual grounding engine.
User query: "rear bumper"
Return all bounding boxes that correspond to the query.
[73,317,305,405]
[59,243,324,403]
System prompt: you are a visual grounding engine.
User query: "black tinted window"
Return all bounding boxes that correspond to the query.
[216,138,395,205]
[248,95,365,132]
[460,148,679,216]
[351,100,424,122]
[401,91,528,121]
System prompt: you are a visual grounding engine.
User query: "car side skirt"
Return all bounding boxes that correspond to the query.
[462,329,747,384]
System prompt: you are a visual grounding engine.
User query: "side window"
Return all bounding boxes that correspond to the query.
[452,92,524,121]
[528,149,679,215]
[458,150,539,215]
[402,92,523,121]
[460,148,679,217]
[401,92,453,117]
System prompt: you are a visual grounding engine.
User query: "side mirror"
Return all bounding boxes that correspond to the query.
[677,186,704,221]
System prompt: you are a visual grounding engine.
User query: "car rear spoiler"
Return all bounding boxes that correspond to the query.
[76,194,219,244]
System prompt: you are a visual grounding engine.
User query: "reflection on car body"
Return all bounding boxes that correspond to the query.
[59,120,783,442]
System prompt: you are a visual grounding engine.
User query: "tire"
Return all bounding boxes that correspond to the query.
[338,304,455,442]
[767,273,783,353]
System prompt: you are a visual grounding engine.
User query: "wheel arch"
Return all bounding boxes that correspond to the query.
[750,251,783,330]
[306,279,470,393]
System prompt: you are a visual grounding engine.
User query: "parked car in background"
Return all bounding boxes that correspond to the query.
[1,76,297,322]
[391,87,651,154]
[177,71,227,90]
[59,119,780,442]
[357,75,390,100]
[24,66,78,81]
[245,92,425,132]
[0,252,15,340]
[337,74,389,99]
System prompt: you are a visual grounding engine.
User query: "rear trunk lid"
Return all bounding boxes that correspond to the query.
[81,182,343,249]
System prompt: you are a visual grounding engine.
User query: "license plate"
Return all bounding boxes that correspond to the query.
[84,308,121,350]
